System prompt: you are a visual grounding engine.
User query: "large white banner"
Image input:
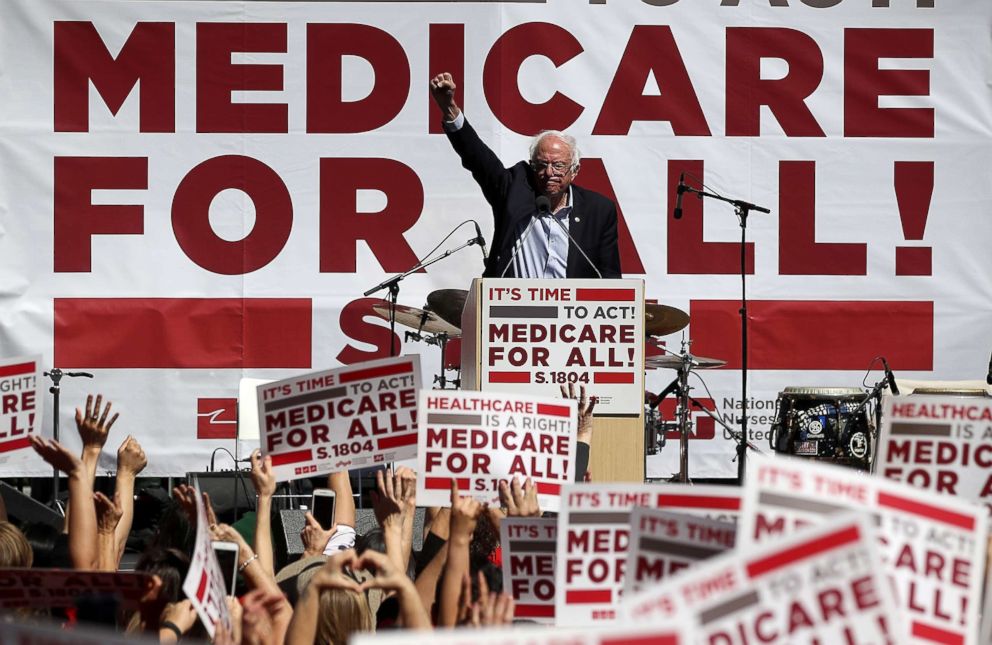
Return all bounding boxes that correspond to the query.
[0,1,989,475]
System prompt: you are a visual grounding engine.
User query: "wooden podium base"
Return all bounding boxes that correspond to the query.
[588,416,644,483]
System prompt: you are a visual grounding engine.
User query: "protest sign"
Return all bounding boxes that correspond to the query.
[182,477,231,638]
[623,513,902,644]
[741,453,988,645]
[877,394,992,512]
[623,507,736,597]
[500,517,557,623]
[0,619,159,645]
[258,356,420,481]
[351,623,690,645]
[0,355,43,465]
[480,279,644,415]
[555,483,742,626]
[416,389,576,510]
[0,568,153,611]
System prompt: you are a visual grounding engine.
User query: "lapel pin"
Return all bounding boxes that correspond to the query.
[573,216,581,222]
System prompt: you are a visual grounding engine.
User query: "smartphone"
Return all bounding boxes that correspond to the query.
[311,488,336,530]
[212,541,239,597]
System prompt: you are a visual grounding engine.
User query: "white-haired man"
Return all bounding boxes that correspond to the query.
[430,73,621,279]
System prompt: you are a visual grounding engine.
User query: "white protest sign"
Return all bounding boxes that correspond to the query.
[500,517,557,624]
[0,355,43,465]
[480,279,644,415]
[258,356,420,481]
[622,513,902,644]
[181,477,231,638]
[623,508,736,597]
[877,394,992,512]
[351,623,691,645]
[741,453,989,645]
[555,483,743,626]
[416,389,576,510]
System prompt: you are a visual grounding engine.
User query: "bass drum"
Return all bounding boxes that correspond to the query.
[770,387,872,470]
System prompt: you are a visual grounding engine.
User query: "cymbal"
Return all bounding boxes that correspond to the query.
[426,289,468,328]
[645,354,726,370]
[644,304,689,337]
[372,303,461,337]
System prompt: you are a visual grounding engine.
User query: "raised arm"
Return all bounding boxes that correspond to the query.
[94,490,123,571]
[30,435,96,569]
[248,449,277,577]
[371,467,416,573]
[114,434,147,564]
[438,481,482,627]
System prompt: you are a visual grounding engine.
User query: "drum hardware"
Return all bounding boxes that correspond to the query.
[403,330,461,390]
[645,354,727,371]
[363,221,482,355]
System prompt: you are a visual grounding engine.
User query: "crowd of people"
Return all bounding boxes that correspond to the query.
[0,388,596,643]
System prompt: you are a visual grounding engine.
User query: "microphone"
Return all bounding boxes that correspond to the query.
[674,172,686,220]
[986,350,992,385]
[536,195,551,215]
[472,221,488,261]
[881,357,900,396]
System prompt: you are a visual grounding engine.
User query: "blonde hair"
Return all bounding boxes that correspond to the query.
[315,587,373,645]
[0,522,32,568]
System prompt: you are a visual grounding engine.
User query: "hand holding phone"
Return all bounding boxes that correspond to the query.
[212,540,239,597]
[311,489,337,530]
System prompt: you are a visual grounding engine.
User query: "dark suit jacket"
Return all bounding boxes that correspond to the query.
[445,119,622,279]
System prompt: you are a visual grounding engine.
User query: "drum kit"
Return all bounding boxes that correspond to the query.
[369,289,929,479]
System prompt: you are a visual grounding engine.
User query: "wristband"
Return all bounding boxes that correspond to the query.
[238,553,259,572]
[160,620,182,641]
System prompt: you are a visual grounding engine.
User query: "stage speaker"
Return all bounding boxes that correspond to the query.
[0,482,62,529]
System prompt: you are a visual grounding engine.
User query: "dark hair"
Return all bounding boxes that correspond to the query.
[135,547,190,603]
[148,500,194,555]
[20,522,71,569]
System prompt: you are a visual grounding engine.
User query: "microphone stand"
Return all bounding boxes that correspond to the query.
[364,231,483,357]
[43,368,93,511]
[680,183,770,485]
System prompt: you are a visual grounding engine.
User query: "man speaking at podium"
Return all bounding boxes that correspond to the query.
[430,73,622,280]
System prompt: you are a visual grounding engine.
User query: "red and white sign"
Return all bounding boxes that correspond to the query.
[416,389,575,510]
[0,568,153,611]
[500,517,557,624]
[622,513,902,644]
[481,279,644,415]
[623,507,736,597]
[0,356,43,465]
[258,356,420,481]
[0,1,988,478]
[351,623,690,645]
[877,394,992,513]
[741,453,989,645]
[555,482,742,626]
[182,477,231,638]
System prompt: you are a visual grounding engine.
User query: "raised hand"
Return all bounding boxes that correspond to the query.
[29,435,82,476]
[249,449,276,498]
[300,512,336,557]
[75,394,119,452]
[561,383,596,444]
[429,72,460,120]
[499,475,541,518]
[449,480,483,539]
[117,435,147,476]
[310,549,362,593]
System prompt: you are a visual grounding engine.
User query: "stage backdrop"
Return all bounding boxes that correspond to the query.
[0,0,989,477]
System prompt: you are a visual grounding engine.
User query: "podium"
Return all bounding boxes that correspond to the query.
[460,278,645,482]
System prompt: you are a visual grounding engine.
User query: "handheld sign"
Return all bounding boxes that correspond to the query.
[258,356,420,481]
[182,477,232,638]
[555,483,742,626]
[877,393,992,512]
[0,568,154,611]
[622,513,902,644]
[623,507,736,596]
[480,279,644,415]
[741,453,989,645]
[0,355,43,464]
[351,623,691,645]
[416,389,576,510]
[500,517,557,623]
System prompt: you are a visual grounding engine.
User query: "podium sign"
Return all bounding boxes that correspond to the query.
[468,278,644,416]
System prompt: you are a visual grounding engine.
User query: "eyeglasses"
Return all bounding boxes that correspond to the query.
[530,160,572,175]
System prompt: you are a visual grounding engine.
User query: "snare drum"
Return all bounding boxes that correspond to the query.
[770,387,872,470]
